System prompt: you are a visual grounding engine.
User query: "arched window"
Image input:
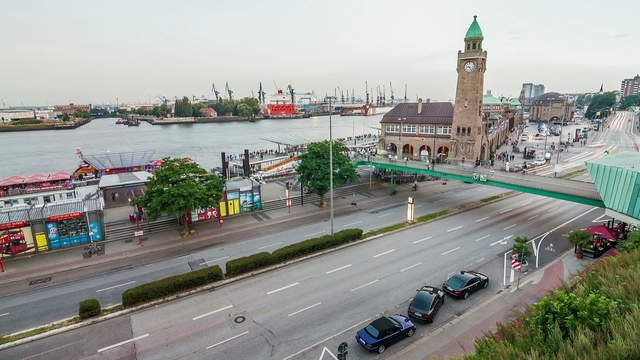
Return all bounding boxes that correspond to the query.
[462,128,466,136]
[472,42,476,50]
[457,127,460,135]
[466,43,470,51]
[468,127,472,136]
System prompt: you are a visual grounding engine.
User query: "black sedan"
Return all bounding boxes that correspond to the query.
[442,271,489,299]
[407,286,445,322]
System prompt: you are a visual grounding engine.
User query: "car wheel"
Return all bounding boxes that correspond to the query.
[463,292,470,299]
[406,328,415,337]
[377,345,386,354]
[483,280,489,288]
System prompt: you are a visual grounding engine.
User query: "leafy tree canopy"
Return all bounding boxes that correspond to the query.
[618,95,640,110]
[296,141,357,200]
[136,158,225,231]
[585,92,616,118]
[512,236,531,262]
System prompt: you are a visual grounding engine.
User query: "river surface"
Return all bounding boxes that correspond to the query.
[0,113,385,177]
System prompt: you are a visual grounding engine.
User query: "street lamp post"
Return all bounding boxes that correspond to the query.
[554,116,564,177]
[328,96,335,236]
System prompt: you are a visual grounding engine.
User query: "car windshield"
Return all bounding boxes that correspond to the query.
[411,292,433,310]
[446,275,468,289]
[364,325,380,339]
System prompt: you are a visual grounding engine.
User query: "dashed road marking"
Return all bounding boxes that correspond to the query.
[475,217,489,222]
[441,246,461,255]
[98,334,149,353]
[206,331,249,350]
[372,249,396,258]
[400,262,422,272]
[96,281,136,293]
[266,282,299,295]
[503,224,517,231]
[475,234,490,242]
[193,305,234,321]
[325,264,352,274]
[350,279,380,292]
[412,236,432,244]
[447,226,463,232]
[288,302,322,317]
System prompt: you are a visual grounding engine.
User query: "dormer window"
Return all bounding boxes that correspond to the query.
[472,42,476,50]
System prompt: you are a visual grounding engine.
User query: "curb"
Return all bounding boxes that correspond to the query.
[0,190,522,350]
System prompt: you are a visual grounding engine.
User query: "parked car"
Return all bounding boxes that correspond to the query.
[407,286,445,322]
[356,315,416,354]
[442,271,489,299]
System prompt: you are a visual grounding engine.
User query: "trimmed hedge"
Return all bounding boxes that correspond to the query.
[79,299,101,319]
[225,252,278,277]
[122,265,223,307]
[272,229,363,262]
[225,229,363,277]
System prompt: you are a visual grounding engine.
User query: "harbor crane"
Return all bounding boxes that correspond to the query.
[404,84,408,103]
[258,82,266,104]
[225,82,234,100]
[211,83,221,102]
[287,84,295,104]
[389,82,394,104]
[156,96,169,105]
[365,81,370,105]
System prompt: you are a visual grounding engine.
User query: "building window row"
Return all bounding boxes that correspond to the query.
[457,126,472,136]
[386,124,451,136]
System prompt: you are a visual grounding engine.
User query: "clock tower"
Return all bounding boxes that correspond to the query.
[450,16,488,161]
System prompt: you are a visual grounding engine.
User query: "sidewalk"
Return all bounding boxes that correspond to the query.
[389,248,617,360]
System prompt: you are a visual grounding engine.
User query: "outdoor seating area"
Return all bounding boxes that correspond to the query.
[581,220,631,258]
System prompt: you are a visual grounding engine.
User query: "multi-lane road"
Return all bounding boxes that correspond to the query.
[1,185,605,360]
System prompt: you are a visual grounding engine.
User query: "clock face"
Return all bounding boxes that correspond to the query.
[464,61,476,72]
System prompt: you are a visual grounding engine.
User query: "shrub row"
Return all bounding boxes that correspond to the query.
[225,252,278,277]
[79,299,101,319]
[225,229,363,277]
[122,265,223,307]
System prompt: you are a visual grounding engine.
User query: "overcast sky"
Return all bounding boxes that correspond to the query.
[1,0,639,106]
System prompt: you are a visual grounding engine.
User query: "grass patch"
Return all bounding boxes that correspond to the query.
[559,168,587,179]
[364,210,449,238]
[364,222,408,238]
[480,191,517,203]
[0,317,80,345]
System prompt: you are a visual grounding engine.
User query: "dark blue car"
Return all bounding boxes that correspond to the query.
[355,315,416,354]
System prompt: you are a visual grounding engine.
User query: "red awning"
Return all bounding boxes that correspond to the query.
[0,171,72,187]
[585,225,619,240]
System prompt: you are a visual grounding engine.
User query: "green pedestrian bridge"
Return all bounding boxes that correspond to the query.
[353,152,640,224]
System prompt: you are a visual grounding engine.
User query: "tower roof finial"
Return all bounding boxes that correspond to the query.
[465,15,483,40]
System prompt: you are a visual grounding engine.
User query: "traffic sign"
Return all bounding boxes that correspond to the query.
[511,254,522,271]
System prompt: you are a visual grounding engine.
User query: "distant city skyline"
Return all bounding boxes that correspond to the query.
[1,0,639,106]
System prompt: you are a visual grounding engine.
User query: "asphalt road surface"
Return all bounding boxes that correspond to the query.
[1,190,607,360]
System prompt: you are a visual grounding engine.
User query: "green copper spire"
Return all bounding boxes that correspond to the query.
[465,15,483,39]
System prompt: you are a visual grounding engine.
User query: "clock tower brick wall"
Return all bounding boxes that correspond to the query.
[450,27,489,161]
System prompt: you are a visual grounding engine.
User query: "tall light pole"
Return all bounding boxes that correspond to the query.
[328,96,335,235]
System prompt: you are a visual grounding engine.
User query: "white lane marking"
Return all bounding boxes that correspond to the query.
[528,215,539,221]
[193,305,234,321]
[258,241,284,250]
[412,236,432,244]
[475,234,490,242]
[342,221,362,228]
[475,217,489,222]
[503,224,517,231]
[304,231,324,238]
[350,279,380,292]
[282,317,372,360]
[441,246,461,255]
[0,312,9,317]
[266,282,300,295]
[287,302,322,317]
[377,213,392,218]
[97,333,149,353]
[499,208,513,214]
[372,249,396,258]
[325,264,352,274]
[476,257,485,263]
[206,331,249,350]
[96,281,136,293]
[447,225,463,232]
[200,256,230,265]
[490,235,513,247]
[400,262,422,272]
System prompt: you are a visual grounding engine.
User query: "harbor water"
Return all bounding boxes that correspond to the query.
[0,113,386,177]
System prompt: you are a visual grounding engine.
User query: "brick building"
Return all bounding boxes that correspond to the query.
[620,75,640,97]
[53,103,91,115]
[529,92,574,123]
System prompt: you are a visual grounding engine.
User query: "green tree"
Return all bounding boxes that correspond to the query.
[136,158,225,233]
[567,230,592,254]
[62,113,71,121]
[512,236,531,263]
[73,108,90,118]
[296,141,358,203]
[239,97,261,115]
[585,92,616,118]
[174,97,193,117]
[619,95,640,110]
[214,99,235,116]
[237,103,252,118]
